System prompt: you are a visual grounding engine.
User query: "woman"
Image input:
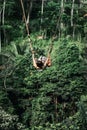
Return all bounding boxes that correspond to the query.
[32,53,51,70]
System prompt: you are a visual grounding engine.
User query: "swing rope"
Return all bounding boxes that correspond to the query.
[20,0,33,53]
[20,0,53,56]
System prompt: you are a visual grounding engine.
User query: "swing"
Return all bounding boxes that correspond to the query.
[20,0,53,70]
[32,43,53,70]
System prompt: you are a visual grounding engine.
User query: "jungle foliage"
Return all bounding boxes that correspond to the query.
[0,0,87,130]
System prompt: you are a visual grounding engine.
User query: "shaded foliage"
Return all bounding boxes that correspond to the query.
[0,0,87,130]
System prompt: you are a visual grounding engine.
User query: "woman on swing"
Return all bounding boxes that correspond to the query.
[20,0,52,70]
[32,41,53,70]
[32,51,51,70]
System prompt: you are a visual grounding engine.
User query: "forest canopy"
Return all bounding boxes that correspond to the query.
[0,0,87,130]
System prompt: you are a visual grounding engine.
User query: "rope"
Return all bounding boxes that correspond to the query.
[20,0,53,56]
[48,42,53,54]
[20,0,33,53]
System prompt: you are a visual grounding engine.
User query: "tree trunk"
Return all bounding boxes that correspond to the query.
[2,0,6,46]
[0,30,1,53]
[71,0,75,39]
[72,24,75,39]
[40,0,44,33]
[71,0,75,27]
[0,10,2,52]
[41,0,44,25]
[60,0,64,38]
[26,0,33,25]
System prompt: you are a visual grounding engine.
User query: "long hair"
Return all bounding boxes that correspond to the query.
[36,60,44,68]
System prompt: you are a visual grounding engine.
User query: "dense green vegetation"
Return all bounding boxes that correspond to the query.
[0,0,87,130]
